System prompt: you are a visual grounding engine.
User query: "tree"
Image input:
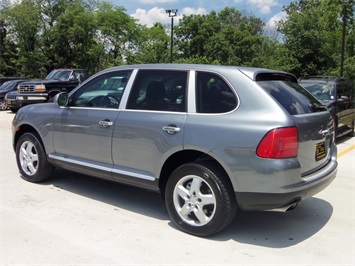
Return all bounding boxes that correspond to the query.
[49,0,98,72]
[126,22,170,64]
[5,0,45,77]
[95,1,139,68]
[0,1,18,76]
[175,7,266,66]
[277,0,354,77]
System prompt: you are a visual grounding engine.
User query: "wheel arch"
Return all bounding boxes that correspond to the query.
[14,124,44,152]
[159,150,236,200]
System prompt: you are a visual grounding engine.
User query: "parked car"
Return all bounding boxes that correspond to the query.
[299,76,355,137]
[12,64,337,237]
[0,76,28,85]
[17,68,89,106]
[0,79,30,110]
[5,91,21,113]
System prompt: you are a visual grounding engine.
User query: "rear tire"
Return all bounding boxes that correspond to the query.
[16,132,54,182]
[9,107,19,113]
[165,161,237,237]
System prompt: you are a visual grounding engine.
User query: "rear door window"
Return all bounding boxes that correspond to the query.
[126,70,187,112]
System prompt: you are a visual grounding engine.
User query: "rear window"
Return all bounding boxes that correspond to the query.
[258,79,327,115]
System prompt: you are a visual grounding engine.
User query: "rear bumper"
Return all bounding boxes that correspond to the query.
[236,162,337,211]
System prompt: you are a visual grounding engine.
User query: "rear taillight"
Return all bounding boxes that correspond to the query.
[256,127,298,159]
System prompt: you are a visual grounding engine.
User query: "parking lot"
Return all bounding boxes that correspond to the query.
[1,110,354,265]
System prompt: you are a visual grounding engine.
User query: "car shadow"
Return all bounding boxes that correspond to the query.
[44,169,169,221]
[208,197,333,247]
[44,169,333,247]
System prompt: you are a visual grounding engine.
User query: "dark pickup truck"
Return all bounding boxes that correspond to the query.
[299,76,355,138]
[17,69,89,106]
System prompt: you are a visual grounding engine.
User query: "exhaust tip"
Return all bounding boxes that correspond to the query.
[285,202,299,211]
[265,198,301,212]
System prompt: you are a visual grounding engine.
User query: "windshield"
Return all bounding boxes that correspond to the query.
[46,70,72,81]
[299,82,335,101]
[0,81,16,91]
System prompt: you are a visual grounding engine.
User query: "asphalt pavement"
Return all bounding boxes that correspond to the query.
[1,110,354,265]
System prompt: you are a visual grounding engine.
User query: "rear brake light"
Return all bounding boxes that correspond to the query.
[256,127,298,159]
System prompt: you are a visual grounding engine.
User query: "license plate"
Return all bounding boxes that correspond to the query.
[315,142,326,161]
[7,100,11,105]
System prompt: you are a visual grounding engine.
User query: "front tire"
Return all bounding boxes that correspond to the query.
[165,162,237,237]
[16,132,54,182]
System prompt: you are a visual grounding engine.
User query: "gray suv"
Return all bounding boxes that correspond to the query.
[12,64,337,236]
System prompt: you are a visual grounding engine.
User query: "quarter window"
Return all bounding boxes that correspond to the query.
[196,72,237,113]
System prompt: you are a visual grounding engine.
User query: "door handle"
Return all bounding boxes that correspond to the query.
[99,119,113,128]
[163,124,180,135]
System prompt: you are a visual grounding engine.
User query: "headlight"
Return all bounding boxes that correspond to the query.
[35,84,46,92]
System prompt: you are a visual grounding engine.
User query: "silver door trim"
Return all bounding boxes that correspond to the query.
[48,154,156,181]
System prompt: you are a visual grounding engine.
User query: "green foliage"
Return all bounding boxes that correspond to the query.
[96,2,138,66]
[0,0,353,81]
[175,8,266,66]
[277,0,354,78]
[3,0,45,77]
[49,0,97,71]
[126,23,170,64]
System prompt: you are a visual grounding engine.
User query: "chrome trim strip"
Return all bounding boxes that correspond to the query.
[18,96,47,100]
[119,69,138,109]
[59,106,120,111]
[48,154,111,171]
[111,168,155,181]
[48,154,155,181]
[188,70,196,113]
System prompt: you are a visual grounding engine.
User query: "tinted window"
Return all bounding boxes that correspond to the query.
[258,80,326,115]
[337,82,353,98]
[0,81,16,91]
[127,70,187,112]
[196,72,237,113]
[71,70,132,109]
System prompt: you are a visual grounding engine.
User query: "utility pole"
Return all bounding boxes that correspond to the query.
[165,9,178,63]
[340,0,347,77]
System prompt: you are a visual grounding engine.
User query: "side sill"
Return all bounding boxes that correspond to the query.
[47,154,159,191]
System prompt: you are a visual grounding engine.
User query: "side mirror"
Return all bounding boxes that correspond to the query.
[54,92,69,106]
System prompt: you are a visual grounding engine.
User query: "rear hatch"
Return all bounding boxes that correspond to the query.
[255,73,335,176]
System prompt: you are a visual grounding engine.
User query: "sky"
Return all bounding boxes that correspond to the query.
[110,0,293,31]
